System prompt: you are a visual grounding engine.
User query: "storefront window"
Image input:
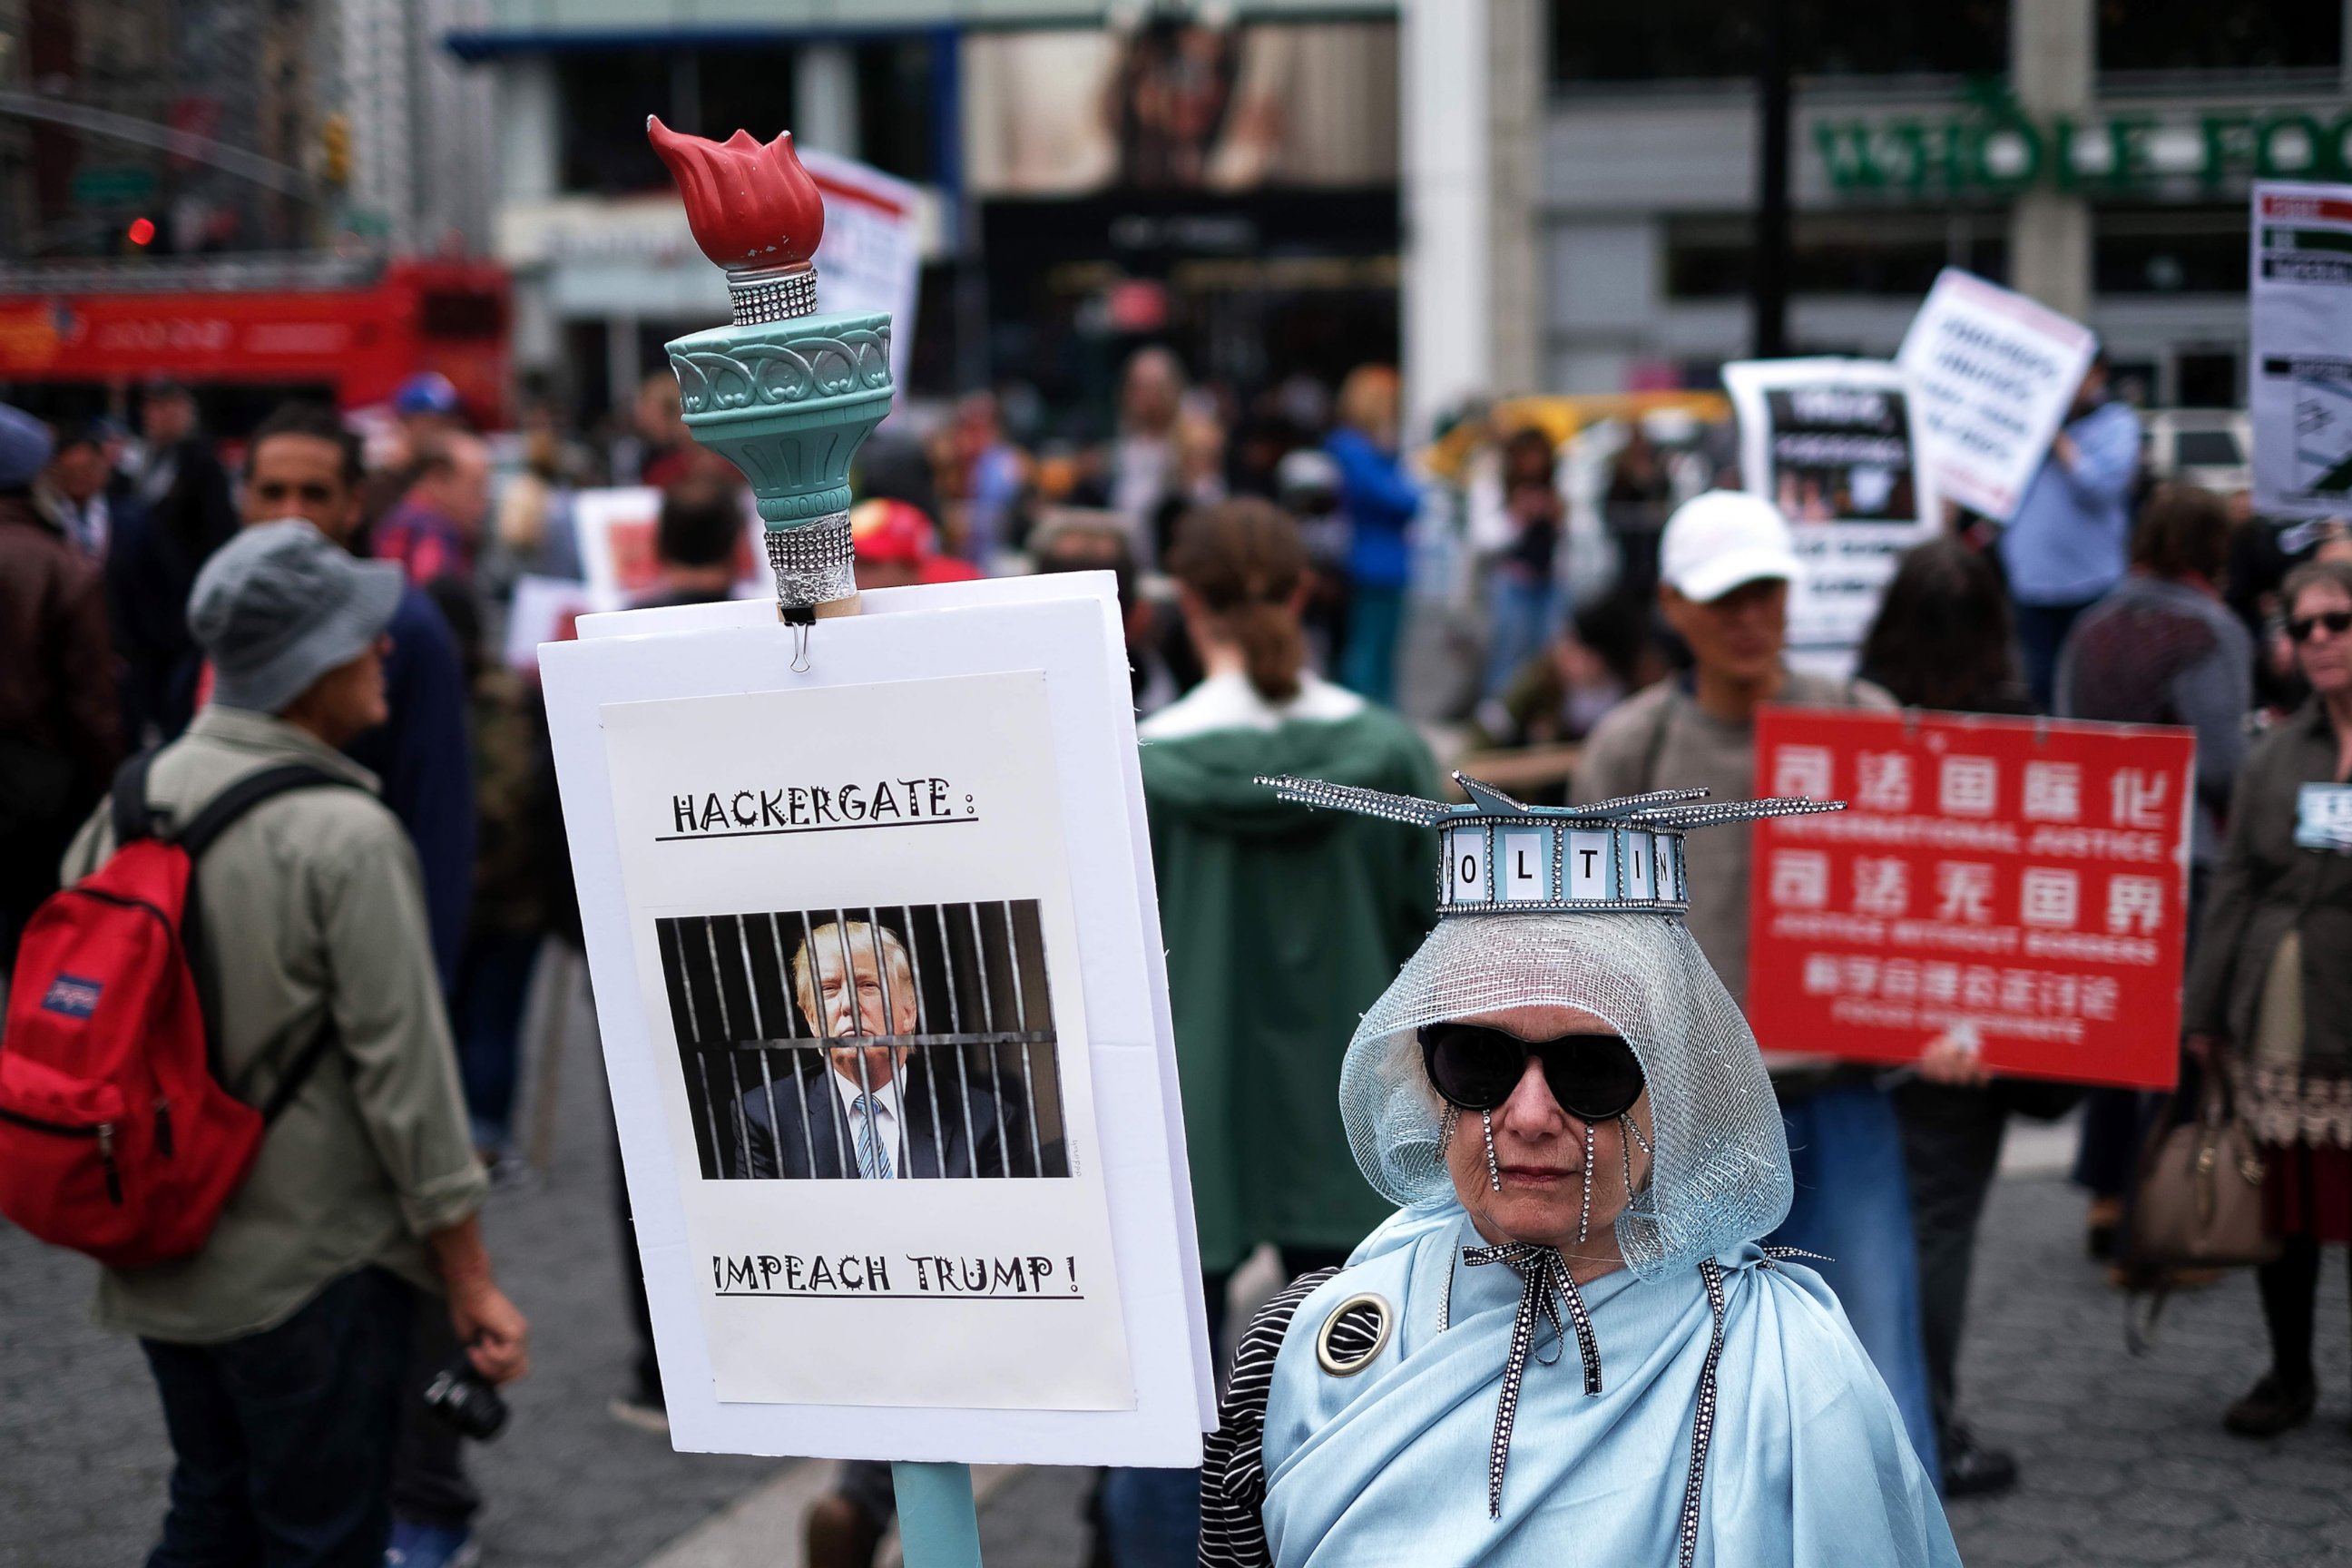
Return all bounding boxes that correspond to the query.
[557,52,671,194]
[2097,0,2338,77]
[856,39,937,183]
[1549,1,2007,84]
[697,47,801,152]
[2092,206,2249,294]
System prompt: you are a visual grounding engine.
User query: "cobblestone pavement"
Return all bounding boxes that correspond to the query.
[1938,1171,2352,1567]
[9,1034,2352,1568]
[0,958,779,1568]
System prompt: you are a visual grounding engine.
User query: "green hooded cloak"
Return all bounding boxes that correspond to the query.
[1141,696,1438,1274]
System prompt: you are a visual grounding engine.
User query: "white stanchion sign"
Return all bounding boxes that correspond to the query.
[2251,181,2352,519]
[1896,268,2097,521]
[540,574,1213,1465]
[1722,358,1937,673]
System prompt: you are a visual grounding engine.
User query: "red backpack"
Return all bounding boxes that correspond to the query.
[0,754,353,1269]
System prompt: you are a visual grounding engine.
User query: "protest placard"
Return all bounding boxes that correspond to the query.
[499,573,590,673]
[1896,267,2097,521]
[571,485,765,610]
[2250,181,2352,518]
[540,573,1212,1466]
[1722,358,1936,672]
[803,150,924,391]
[1746,706,2192,1090]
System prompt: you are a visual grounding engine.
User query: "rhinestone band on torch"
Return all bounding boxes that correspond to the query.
[764,513,857,613]
[729,265,818,326]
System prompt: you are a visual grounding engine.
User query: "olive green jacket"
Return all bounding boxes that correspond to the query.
[62,706,486,1343]
[2184,701,2352,1142]
[1139,676,1438,1273]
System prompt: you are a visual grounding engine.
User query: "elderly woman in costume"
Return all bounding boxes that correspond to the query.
[1200,776,1959,1568]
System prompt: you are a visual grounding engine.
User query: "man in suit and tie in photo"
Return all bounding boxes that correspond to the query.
[736,918,1033,1180]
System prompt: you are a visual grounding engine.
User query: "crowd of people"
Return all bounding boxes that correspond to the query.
[3,341,2349,1566]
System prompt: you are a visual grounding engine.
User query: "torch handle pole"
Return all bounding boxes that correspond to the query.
[890,1461,983,1568]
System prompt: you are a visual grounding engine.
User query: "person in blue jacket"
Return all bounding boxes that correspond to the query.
[1326,366,1420,705]
[1995,352,2143,709]
[238,403,475,993]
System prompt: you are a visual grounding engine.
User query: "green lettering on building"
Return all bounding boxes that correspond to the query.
[1816,105,2352,196]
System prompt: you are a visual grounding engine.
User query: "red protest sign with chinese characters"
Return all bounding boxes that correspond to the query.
[1746,707,2194,1090]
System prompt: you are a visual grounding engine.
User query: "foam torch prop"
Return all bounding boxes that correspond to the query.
[648,116,893,623]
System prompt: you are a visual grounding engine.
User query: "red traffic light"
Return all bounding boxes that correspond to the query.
[127,217,157,246]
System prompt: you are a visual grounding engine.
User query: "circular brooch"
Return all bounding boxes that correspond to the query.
[1314,1292,1395,1377]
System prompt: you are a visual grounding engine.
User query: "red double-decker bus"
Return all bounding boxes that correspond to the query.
[0,254,509,429]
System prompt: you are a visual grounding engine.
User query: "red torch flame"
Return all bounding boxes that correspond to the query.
[646,116,826,272]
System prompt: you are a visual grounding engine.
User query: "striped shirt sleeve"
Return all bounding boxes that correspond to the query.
[1199,1269,1340,1568]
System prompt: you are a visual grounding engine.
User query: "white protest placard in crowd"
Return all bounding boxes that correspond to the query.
[1896,267,2098,521]
[571,485,767,610]
[1722,358,1937,673]
[803,150,924,392]
[2251,181,2352,518]
[500,574,592,673]
[540,573,1213,1465]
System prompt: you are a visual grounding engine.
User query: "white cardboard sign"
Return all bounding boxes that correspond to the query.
[2251,181,2352,518]
[540,573,1213,1465]
[1896,267,2097,521]
[1723,358,1938,673]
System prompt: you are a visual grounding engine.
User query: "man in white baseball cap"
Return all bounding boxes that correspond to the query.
[1573,490,1944,1492]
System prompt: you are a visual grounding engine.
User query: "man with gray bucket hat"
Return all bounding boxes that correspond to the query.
[57,520,529,1567]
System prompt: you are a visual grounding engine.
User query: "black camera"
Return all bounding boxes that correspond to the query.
[422,1356,510,1442]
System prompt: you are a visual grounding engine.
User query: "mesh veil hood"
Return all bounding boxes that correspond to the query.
[1341,911,1792,1279]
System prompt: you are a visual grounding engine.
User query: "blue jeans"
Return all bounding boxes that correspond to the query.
[1339,583,1406,706]
[1769,1084,1942,1484]
[454,931,542,1149]
[142,1267,415,1568]
[1482,573,1558,701]
[1098,1468,1200,1568]
[2012,597,2094,713]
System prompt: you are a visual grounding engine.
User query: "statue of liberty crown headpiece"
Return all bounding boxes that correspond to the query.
[1256,772,1845,916]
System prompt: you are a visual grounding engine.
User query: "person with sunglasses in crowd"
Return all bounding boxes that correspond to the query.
[1199,775,1958,1568]
[2183,557,2352,1438]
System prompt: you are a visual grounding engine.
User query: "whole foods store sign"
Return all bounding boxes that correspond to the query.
[1817,103,2352,197]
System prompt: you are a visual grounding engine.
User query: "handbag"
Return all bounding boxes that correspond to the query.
[2123,1069,2280,1352]
[2129,1073,2280,1270]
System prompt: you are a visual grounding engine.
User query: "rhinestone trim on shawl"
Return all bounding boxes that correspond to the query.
[1674,1259,1730,1568]
[1460,1241,1602,1519]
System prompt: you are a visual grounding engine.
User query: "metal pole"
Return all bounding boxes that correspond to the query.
[704,920,752,1179]
[1001,902,1044,1178]
[1751,0,1793,359]
[837,914,885,1179]
[869,916,915,1179]
[773,914,820,1176]
[965,903,1009,1177]
[905,903,947,1177]
[891,1462,982,1568]
[667,921,720,1178]
[936,903,980,1177]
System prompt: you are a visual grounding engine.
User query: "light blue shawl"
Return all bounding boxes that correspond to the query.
[1259,1203,1960,1568]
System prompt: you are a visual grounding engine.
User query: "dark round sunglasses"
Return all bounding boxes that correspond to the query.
[2289,609,2352,643]
[1417,1023,1647,1121]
